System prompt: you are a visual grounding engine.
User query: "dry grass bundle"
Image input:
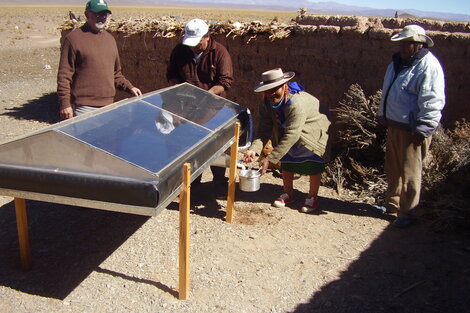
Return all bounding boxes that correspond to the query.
[58,11,470,45]
[423,122,469,188]
[60,16,185,37]
[329,84,469,231]
[421,120,470,218]
[324,84,386,201]
[332,83,384,153]
[60,17,297,41]
[211,20,295,41]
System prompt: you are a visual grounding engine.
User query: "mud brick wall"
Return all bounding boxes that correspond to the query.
[107,17,470,129]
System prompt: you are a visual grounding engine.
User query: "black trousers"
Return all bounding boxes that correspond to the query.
[193,166,227,184]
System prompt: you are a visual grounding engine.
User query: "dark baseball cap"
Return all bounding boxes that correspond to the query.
[86,0,112,14]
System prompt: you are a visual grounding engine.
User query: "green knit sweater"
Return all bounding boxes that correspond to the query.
[249,91,331,164]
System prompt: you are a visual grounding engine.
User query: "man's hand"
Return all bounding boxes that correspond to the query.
[412,132,425,145]
[130,87,142,97]
[60,105,73,120]
[208,85,225,96]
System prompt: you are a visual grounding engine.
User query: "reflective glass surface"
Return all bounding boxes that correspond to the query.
[0,83,248,212]
[142,84,242,131]
[57,101,210,173]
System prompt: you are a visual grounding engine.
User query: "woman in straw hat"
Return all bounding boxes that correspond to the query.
[243,68,331,213]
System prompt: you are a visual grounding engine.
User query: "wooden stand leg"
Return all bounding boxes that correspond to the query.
[179,163,191,300]
[14,198,32,271]
[226,122,240,223]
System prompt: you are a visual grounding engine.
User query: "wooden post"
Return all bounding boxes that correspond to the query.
[179,163,191,300]
[14,198,32,271]
[226,122,240,223]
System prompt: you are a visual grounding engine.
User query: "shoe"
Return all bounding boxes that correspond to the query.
[273,193,295,208]
[392,217,416,228]
[300,196,319,213]
[373,205,398,214]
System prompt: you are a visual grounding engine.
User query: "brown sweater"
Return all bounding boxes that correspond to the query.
[166,36,233,98]
[57,24,134,109]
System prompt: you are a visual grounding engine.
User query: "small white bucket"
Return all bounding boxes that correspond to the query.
[238,169,260,192]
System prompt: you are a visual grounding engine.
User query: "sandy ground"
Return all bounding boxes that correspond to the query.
[0,7,469,313]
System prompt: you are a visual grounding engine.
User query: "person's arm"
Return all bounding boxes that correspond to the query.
[166,45,184,85]
[377,63,394,126]
[249,101,274,156]
[415,58,445,138]
[57,37,75,119]
[266,100,306,164]
[211,44,233,94]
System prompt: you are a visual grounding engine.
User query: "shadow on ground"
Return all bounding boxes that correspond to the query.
[236,180,393,221]
[290,222,470,313]
[1,92,60,123]
[175,174,469,312]
[166,172,394,224]
[166,182,227,219]
[0,199,152,299]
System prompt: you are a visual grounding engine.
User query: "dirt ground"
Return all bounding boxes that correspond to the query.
[0,7,469,313]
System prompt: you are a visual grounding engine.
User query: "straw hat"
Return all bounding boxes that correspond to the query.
[253,68,295,93]
[391,25,434,47]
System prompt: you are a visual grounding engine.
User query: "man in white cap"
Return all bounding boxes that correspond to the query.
[166,18,234,198]
[167,19,233,97]
[58,0,142,120]
[377,25,445,228]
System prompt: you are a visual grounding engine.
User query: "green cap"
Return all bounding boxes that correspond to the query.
[86,0,112,14]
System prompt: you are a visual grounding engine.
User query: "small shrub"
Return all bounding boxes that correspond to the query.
[325,83,386,199]
[422,119,470,218]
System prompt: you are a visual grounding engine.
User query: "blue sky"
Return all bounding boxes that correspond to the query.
[314,0,470,15]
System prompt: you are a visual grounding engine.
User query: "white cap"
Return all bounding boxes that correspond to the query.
[182,19,209,47]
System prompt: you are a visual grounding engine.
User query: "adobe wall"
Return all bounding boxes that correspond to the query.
[99,15,469,128]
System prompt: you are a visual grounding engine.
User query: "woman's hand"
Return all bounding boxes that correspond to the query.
[259,158,269,175]
[243,150,256,163]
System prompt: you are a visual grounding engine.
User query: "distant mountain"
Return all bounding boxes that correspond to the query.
[3,0,469,22]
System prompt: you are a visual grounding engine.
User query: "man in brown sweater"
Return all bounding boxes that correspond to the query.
[57,0,141,120]
[166,18,234,198]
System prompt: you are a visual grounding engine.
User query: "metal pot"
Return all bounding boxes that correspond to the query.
[238,169,260,192]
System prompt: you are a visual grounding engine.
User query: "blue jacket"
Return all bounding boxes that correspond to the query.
[377,49,445,138]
